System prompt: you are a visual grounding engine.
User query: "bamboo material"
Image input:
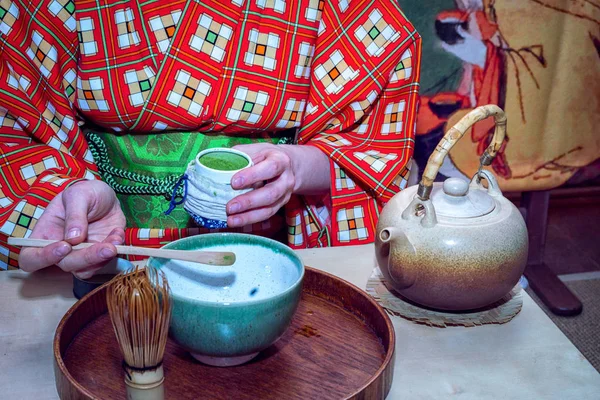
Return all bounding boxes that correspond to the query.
[418,104,507,200]
[106,267,171,400]
[7,237,236,266]
[54,267,396,399]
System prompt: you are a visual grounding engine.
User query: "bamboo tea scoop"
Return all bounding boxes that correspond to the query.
[7,237,236,266]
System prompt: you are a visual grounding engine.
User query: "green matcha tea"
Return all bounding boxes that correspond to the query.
[198,151,250,171]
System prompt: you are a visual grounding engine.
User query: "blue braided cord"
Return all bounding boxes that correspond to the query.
[164,174,188,215]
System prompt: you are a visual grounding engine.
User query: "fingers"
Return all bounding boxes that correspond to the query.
[227,197,289,227]
[18,195,72,272]
[18,241,72,272]
[104,227,126,245]
[57,242,117,274]
[228,173,294,215]
[231,150,292,190]
[232,143,271,159]
[62,185,92,245]
[60,227,123,277]
[227,147,296,227]
[18,228,124,275]
[227,177,293,227]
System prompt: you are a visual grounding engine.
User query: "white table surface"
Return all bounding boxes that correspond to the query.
[1,244,599,400]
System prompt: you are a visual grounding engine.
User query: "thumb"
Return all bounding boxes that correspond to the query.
[62,184,92,245]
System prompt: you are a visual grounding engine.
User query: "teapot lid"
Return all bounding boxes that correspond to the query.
[430,177,495,218]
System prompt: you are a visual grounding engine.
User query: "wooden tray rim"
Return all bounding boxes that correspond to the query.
[53,266,396,400]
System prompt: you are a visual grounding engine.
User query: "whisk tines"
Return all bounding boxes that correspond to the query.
[106,266,172,399]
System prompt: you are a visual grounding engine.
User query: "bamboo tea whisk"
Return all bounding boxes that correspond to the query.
[107,267,172,400]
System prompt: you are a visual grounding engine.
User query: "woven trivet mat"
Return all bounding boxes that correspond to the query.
[366,267,523,328]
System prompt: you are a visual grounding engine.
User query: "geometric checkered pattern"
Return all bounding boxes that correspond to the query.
[0,1,18,36]
[356,119,371,134]
[0,245,10,270]
[318,19,326,36]
[305,0,324,22]
[354,9,400,57]
[42,102,74,142]
[314,133,351,147]
[0,182,14,209]
[0,107,21,131]
[63,68,77,102]
[115,8,140,49]
[391,164,411,191]
[189,13,233,63]
[25,31,58,78]
[77,76,110,111]
[0,104,28,133]
[39,173,70,187]
[334,163,356,191]
[15,73,30,92]
[5,65,19,90]
[303,209,319,237]
[18,155,60,184]
[167,70,211,117]
[349,89,378,121]
[48,0,76,32]
[124,66,156,107]
[295,42,315,79]
[287,213,303,246]
[314,50,359,95]
[336,205,368,242]
[244,29,280,71]
[0,0,422,256]
[152,121,169,131]
[315,203,330,227]
[256,0,286,14]
[226,86,270,124]
[0,200,44,239]
[149,10,182,53]
[137,228,165,240]
[276,98,306,128]
[338,0,349,12]
[354,150,398,173]
[390,48,413,83]
[77,17,98,56]
[324,116,341,131]
[382,100,405,134]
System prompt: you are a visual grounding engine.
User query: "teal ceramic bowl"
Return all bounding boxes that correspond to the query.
[147,233,304,367]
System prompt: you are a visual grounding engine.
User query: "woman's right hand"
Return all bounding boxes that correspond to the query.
[18,180,126,279]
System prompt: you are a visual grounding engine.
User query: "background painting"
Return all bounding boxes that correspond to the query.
[399,0,600,191]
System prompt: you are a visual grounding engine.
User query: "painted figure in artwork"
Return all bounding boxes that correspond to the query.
[404,0,599,190]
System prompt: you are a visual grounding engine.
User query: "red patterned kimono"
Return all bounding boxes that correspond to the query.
[0,0,421,269]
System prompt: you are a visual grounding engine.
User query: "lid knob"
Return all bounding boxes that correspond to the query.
[443,178,469,197]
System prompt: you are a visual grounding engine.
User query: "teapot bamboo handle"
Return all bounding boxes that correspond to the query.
[417,105,507,200]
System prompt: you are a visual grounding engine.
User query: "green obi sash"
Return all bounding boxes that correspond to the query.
[85,130,295,229]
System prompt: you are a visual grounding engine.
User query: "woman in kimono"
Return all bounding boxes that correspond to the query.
[0,0,421,278]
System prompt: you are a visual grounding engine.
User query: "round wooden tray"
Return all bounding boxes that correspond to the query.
[54,267,395,400]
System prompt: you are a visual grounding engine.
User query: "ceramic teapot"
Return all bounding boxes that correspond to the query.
[375,105,528,311]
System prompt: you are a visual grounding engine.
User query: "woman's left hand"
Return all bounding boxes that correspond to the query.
[226,143,330,227]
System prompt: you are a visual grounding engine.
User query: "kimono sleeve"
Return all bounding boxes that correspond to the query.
[297,0,421,246]
[0,1,96,269]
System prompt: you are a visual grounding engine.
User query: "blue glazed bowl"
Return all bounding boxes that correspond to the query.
[147,233,304,367]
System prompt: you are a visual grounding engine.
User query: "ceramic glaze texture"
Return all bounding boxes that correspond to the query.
[147,233,304,366]
[375,181,528,311]
[161,244,299,303]
[184,148,253,226]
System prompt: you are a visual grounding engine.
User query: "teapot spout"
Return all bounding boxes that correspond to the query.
[378,227,413,247]
[377,227,416,290]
